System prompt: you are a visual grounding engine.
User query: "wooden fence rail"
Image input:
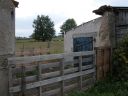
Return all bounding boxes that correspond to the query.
[8,51,96,96]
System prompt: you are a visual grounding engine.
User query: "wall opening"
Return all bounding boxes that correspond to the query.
[73,37,93,52]
[73,37,94,66]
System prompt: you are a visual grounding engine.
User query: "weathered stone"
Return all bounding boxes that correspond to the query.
[98,11,115,47]
[0,0,18,96]
[0,54,14,96]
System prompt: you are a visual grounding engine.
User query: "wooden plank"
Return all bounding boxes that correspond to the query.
[14,62,60,74]
[41,78,94,96]
[41,62,60,69]
[13,62,60,74]
[64,83,78,92]
[74,57,94,64]
[72,51,94,57]
[14,64,93,83]
[14,67,78,85]
[15,67,78,83]
[14,76,34,85]
[8,54,64,65]
[42,88,60,96]
[13,61,74,75]
[8,51,94,65]
[40,61,74,69]
[10,68,95,92]
[83,56,93,62]
[41,67,79,79]
[14,65,37,74]
[13,60,75,74]
[42,83,78,96]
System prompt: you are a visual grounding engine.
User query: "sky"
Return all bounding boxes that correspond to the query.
[15,0,128,37]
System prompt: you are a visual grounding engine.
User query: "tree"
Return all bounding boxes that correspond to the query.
[60,18,77,35]
[29,32,35,39]
[32,15,55,41]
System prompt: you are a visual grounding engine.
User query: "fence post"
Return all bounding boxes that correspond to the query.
[78,55,82,90]
[37,62,42,96]
[60,58,64,96]
[21,64,26,96]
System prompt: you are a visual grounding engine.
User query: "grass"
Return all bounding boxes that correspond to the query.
[68,80,128,96]
[16,37,64,56]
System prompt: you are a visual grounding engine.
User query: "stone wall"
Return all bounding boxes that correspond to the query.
[0,0,15,96]
[0,0,15,55]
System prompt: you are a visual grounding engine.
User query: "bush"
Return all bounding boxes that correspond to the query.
[112,35,128,80]
[68,80,128,96]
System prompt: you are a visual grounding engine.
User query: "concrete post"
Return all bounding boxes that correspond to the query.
[0,0,16,95]
[98,11,115,47]
[93,5,115,80]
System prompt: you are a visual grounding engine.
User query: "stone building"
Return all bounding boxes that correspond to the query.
[0,0,18,96]
[64,5,128,79]
[64,5,128,53]
[64,17,102,53]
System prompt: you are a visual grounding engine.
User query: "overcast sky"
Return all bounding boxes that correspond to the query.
[15,0,128,37]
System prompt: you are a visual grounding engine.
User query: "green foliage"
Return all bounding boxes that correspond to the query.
[60,18,77,35]
[112,35,128,80]
[68,80,128,96]
[32,15,55,41]
[29,32,35,39]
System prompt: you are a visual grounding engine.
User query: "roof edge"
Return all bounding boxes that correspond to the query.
[11,0,19,7]
[93,5,113,15]
[93,5,128,15]
[65,17,102,34]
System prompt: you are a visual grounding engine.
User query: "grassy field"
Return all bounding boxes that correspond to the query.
[16,37,64,56]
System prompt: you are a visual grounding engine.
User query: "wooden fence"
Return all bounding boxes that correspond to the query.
[8,51,96,96]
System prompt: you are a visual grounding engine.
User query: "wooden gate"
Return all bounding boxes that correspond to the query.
[8,51,96,96]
